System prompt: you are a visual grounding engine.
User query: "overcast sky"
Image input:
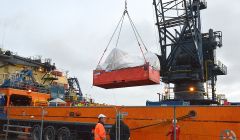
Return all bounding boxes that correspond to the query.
[0,0,239,105]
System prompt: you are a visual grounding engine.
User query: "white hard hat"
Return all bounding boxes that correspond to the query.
[98,114,106,118]
[172,119,178,124]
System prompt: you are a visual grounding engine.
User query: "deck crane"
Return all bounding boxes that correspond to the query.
[153,0,227,104]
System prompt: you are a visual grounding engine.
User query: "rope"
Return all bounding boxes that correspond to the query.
[96,0,149,68]
[115,12,126,48]
[96,13,126,68]
[126,12,147,63]
[126,12,148,52]
[139,45,147,64]
[125,0,128,11]
[130,112,195,131]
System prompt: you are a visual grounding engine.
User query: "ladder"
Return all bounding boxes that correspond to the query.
[3,124,31,135]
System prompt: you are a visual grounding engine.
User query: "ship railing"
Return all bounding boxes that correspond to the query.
[215,60,227,74]
[0,73,9,82]
[3,124,31,135]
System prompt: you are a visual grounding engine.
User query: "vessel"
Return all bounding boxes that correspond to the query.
[0,0,239,140]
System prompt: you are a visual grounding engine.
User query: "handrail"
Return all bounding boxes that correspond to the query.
[215,60,227,74]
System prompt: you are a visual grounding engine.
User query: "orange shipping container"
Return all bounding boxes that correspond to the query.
[93,64,160,89]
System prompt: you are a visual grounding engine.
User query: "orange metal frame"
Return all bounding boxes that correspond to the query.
[0,88,50,107]
[5,106,240,140]
[1,88,239,140]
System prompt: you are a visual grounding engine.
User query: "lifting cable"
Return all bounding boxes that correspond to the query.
[96,13,126,68]
[96,0,149,67]
[126,12,148,52]
[130,111,196,131]
[126,11,147,63]
[130,118,180,131]
[115,12,126,48]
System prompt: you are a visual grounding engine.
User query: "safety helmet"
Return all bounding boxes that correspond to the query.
[98,114,107,118]
[172,119,178,124]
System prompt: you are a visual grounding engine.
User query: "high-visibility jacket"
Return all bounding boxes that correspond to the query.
[94,123,106,140]
[77,103,83,107]
[167,125,180,140]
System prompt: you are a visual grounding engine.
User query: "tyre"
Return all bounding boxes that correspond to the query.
[43,126,56,140]
[31,125,41,140]
[57,127,71,140]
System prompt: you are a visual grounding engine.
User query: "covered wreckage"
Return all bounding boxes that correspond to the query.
[93,48,160,89]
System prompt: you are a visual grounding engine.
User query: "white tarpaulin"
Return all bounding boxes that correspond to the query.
[97,48,160,71]
[49,98,66,104]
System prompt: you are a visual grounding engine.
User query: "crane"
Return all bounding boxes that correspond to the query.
[153,0,227,104]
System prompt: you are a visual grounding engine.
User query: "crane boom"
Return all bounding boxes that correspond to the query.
[153,0,227,104]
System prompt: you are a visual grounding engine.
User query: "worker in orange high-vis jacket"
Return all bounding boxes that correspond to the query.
[95,114,107,140]
[166,119,180,140]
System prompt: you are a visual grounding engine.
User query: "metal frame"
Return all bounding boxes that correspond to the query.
[66,77,83,100]
[153,0,205,81]
[153,0,227,102]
